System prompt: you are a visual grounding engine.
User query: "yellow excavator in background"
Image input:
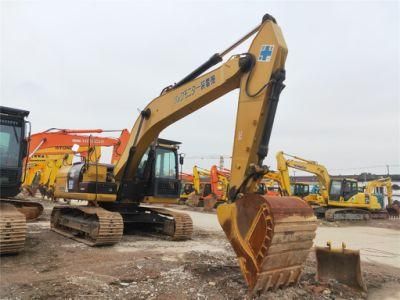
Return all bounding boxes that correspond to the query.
[23,146,100,199]
[188,165,212,207]
[23,151,73,198]
[51,15,317,293]
[178,172,195,203]
[365,177,399,217]
[276,151,394,220]
[259,170,284,196]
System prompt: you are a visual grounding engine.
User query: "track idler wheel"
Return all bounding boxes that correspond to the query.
[217,195,317,294]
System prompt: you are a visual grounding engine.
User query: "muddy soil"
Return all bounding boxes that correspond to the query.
[1,199,399,299]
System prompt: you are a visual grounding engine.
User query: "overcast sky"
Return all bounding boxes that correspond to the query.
[1,0,399,175]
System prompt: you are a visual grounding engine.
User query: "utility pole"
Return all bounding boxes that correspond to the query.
[219,155,224,170]
[386,164,390,176]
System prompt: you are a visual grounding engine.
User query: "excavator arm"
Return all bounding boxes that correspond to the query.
[276,151,331,201]
[114,15,287,201]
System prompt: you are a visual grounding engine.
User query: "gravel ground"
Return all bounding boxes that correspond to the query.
[1,198,399,299]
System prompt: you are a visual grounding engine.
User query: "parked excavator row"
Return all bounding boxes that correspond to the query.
[47,15,317,293]
[186,165,230,209]
[275,151,397,220]
[0,106,44,254]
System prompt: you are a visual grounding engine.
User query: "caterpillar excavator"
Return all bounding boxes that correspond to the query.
[365,177,399,217]
[0,106,44,254]
[276,151,394,220]
[51,15,317,293]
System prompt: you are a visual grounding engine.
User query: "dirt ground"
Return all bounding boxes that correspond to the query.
[1,199,399,299]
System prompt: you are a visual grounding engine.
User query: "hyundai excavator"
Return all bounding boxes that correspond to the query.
[51,15,317,293]
[276,151,394,220]
[0,106,44,254]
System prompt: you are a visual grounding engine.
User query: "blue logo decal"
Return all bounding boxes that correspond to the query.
[258,45,274,62]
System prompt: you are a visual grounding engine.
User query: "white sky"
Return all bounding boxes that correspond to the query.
[1,0,399,175]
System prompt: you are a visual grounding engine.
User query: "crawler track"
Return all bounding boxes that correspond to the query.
[51,206,123,246]
[0,203,27,254]
[325,208,371,221]
[150,207,193,240]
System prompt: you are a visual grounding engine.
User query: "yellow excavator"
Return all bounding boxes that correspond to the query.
[23,151,73,197]
[51,15,317,293]
[276,151,392,220]
[23,146,100,199]
[187,165,212,207]
[365,177,399,217]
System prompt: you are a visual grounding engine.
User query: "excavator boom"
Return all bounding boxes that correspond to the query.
[50,14,317,294]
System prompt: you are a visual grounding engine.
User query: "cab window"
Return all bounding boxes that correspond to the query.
[155,148,177,179]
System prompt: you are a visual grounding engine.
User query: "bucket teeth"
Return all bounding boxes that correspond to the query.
[217,195,317,294]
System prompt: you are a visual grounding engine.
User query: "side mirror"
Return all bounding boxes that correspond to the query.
[179,153,185,165]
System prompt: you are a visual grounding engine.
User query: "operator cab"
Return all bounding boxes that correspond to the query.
[63,138,182,202]
[0,106,29,197]
[290,183,310,197]
[133,138,181,200]
[329,178,359,201]
[181,183,194,195]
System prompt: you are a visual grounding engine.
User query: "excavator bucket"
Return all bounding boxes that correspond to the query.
[217,195,317,295]
[315,243,367,291]
[387,202,400,218]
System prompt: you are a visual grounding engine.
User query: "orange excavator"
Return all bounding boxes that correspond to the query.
[206,165,230,209]
[24,129,130,198]
[28,128,130,164]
